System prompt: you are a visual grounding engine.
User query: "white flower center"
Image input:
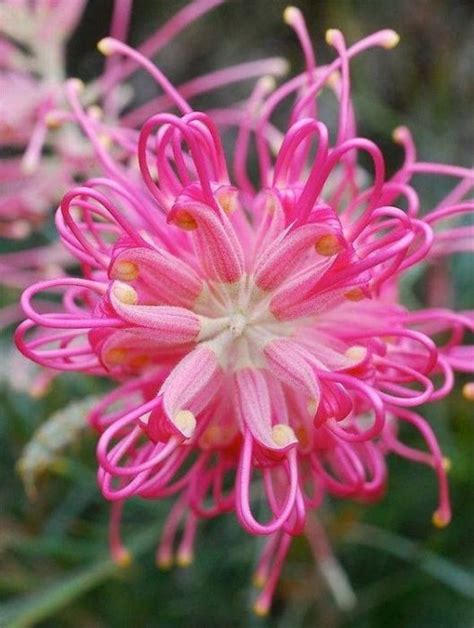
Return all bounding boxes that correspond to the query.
[196,275,294,370]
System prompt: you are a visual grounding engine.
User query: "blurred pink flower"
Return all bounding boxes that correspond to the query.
[16,6,474,615]
[0,0,285,332]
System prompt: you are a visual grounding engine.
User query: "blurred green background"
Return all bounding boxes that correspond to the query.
[1,1,473,626]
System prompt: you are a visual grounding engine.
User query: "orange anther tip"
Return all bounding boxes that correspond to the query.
[253,600,269,617]
[176,552,193,568]
[112,260,139,282]
[97,37,114,56]
[462,382,474,401]
[383,30,400,49]
[157,556,173,570]
[432,510,450,529]
[315,234,342,257]
[114,549,133,568]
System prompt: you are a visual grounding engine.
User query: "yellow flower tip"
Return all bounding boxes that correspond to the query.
[21,156,37,175]
[87,105,103,121]
[44,111,63,129]
[97,37,114,56]
[174,410,197,439]
[68,78,85,93]
[216,187,239,215]
[263,191,279,215]
[307,398,318,417]
[199,425,223,449]
[112,281,138,305]
[272,423,297,448]
[315,234,342,257]
[171,209,198,231]
[383,30,400,49]
[325,28,340,46]
[345,345,367,362]
[259,74,277,94]
[432,510,450,529]
[104,347,127,366]
[344,287,366,302]
[283,6,301,25]
[327,70,340,89]
[392,125,407,143]
[442,457,452,473]
[111,260,139,282]
[252,573,266,589]
[99,133,112,149]
[176,551,193,568]
[129,355,151,369]
[253,600,269,617]
[157,555,174,570]
[114,549,133,568]
[462,382,474,401]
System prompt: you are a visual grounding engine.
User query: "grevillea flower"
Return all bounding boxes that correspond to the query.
[16,6,473,615]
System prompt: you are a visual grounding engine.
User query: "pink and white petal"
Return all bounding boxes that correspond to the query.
[233,367,297,451]
[110,246,203,307]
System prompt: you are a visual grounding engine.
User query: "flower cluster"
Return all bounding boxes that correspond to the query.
[15,5,474,615]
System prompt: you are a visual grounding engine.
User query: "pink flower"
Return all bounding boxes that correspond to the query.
[16,7,473,615]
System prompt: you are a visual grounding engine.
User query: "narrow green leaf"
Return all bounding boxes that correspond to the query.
[0,524,161,628]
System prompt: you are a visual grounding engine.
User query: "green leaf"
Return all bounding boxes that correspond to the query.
[0,523,161,628]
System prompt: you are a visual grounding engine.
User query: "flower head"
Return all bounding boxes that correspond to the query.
[16,6,474,614]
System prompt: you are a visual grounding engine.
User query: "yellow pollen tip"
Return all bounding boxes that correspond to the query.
[114,549,132,568]
[97,37,114,56]
[104,347,127,365]
[216,188,239,214]
[462,382,474,401]
[315,234,342,257]
[112,282,138,305]
[99,133,112,149]
[344,287,366,302]
[129,355,151,369]
[199,425,222,448]
[327,71,340,89]
[432,510,450,529]
[44,111,63,128]
[345,345,367,362]
[68,78,85,93]
[307,398,318,417]
[383,30,400,49]
[272,424,297,448]
[253,600,269,617]
[112,260,139,282]
[259,75,277,93]
[252,573,266,588]
[442,457,452,472]
[87,105,103,120]
[392,126,407,143]
[176,551,193,568]
[283,6,301,25]
[263,192,279,214]
[172,209,198,231]
[325,29,340,46]
[157,555,173,570]
[174,410,197,438]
